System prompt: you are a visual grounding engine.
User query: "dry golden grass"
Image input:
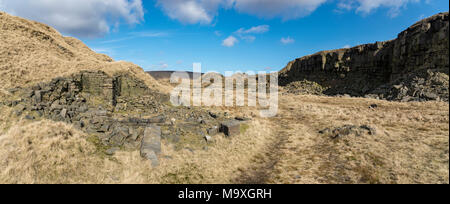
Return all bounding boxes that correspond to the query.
[0,119,105,183]
[245,94,449,184]
[2,93,447,184]
[0,12,167,95]
[0,11,447,184]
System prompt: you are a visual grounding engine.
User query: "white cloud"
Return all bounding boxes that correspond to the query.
[155,0,328,23]
[0,0,144,38]
[281,37,295,44]
[155,0,420,24]
[337,0,419,17]
[234,25,269,42]
[343,44,351,48]
[156,0,231,24]
[151,61,169,69]
[222,36,239,47]
[232,0,327,20]
[160,63,169,69]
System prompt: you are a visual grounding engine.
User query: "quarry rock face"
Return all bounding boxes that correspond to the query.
[279,12,449,102]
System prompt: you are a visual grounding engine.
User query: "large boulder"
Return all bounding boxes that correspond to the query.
[220,120,241,137]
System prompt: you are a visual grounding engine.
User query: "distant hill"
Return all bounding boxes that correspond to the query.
[147,71,203,80]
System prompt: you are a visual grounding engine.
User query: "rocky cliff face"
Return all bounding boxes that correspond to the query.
[279,12,449,101]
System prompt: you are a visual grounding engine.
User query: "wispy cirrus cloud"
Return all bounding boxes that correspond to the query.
[235,25,270,35]
[234,25,269,42]
[100,31,168,44]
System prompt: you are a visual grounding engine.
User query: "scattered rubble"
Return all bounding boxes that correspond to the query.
[284,80,327,95]
[319,125,377,139]
[1,70,252,164]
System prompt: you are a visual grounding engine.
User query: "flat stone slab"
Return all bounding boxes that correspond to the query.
[140,125,161,167]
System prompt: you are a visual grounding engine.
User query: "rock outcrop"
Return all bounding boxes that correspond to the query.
[279,12,449,102]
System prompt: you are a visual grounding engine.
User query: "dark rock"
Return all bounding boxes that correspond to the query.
[422,92,439,100]
[319,125,377,139]
[360,125,377,135]
[128,128,140,141]
[209,111,218,119]
[235,116,250,121]
[318,128,331,135]
[109,126,129,146]
[220,120,241,137]
[74,121,85,128]
[34,91,42,103]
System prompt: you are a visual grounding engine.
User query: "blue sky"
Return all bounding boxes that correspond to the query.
[1,0,448,73]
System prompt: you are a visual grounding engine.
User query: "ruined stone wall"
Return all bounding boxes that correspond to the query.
[1,70,241,164]
[279,12,449,97]
[2,71,168,147]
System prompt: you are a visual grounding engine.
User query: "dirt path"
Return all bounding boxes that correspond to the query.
[233,99,303,184]
[234,118,291,183]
